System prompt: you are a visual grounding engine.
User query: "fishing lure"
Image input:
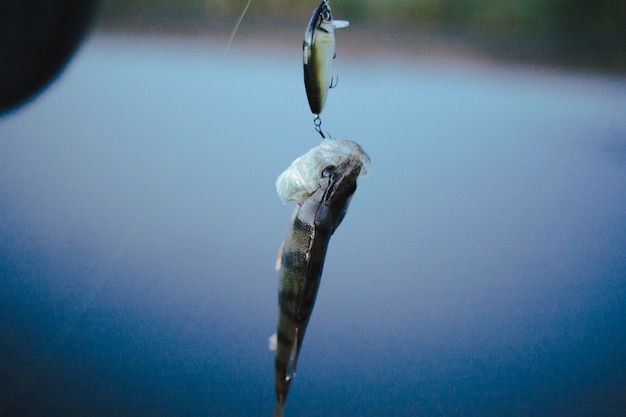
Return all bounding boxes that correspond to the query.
[303,0,349,137]
[273,139,370,417]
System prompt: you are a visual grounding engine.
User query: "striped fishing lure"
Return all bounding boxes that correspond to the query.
[273,140,370,417]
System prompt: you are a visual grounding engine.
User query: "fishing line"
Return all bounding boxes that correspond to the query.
[2,2,251,411]
[224,0,253,53]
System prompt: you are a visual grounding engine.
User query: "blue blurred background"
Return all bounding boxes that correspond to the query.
[1,2,626,416]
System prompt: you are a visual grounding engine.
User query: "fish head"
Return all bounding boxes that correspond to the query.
[276,139,369,233]
[318,155,362,206]
[314,153,360,229]
[276,139,370,205]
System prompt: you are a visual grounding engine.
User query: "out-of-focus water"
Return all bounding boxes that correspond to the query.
[1,33,625,417]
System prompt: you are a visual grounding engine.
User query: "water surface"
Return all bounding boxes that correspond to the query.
[1,33,626,417]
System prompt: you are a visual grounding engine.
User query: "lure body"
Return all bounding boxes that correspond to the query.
[303,0,349,115]
[273,140,370,417]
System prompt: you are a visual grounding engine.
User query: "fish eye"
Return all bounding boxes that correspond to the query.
[321,10,331,21]
[321,165,335,177]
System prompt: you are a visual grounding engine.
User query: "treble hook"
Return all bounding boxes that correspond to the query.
[329,75,338,89]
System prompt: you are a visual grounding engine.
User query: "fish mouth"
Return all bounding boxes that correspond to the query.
[319,158,362,206]
[276,139,370,204]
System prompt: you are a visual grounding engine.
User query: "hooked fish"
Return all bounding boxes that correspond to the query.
[303,0,349,116]
[273,139,370,417]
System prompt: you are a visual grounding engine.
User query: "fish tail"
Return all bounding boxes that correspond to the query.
[274,355,292,415]
[273,401,285,417]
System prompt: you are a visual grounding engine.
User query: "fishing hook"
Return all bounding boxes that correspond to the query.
[329,75,338,89]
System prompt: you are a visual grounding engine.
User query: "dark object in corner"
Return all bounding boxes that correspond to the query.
[0,0,99,114]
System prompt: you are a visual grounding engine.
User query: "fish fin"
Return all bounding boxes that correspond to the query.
[332,20,349,29]
[275,242,284,271]
[268,333,277,351]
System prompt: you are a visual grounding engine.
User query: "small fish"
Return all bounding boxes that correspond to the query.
[273,140,370,417]
[303,0,349,116]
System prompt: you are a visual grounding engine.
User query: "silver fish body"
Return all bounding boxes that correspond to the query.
[273,140,369,417]
[303,0,349,115]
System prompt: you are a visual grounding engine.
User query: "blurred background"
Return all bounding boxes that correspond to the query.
[96,0,626,71]
[1,1,625,416]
